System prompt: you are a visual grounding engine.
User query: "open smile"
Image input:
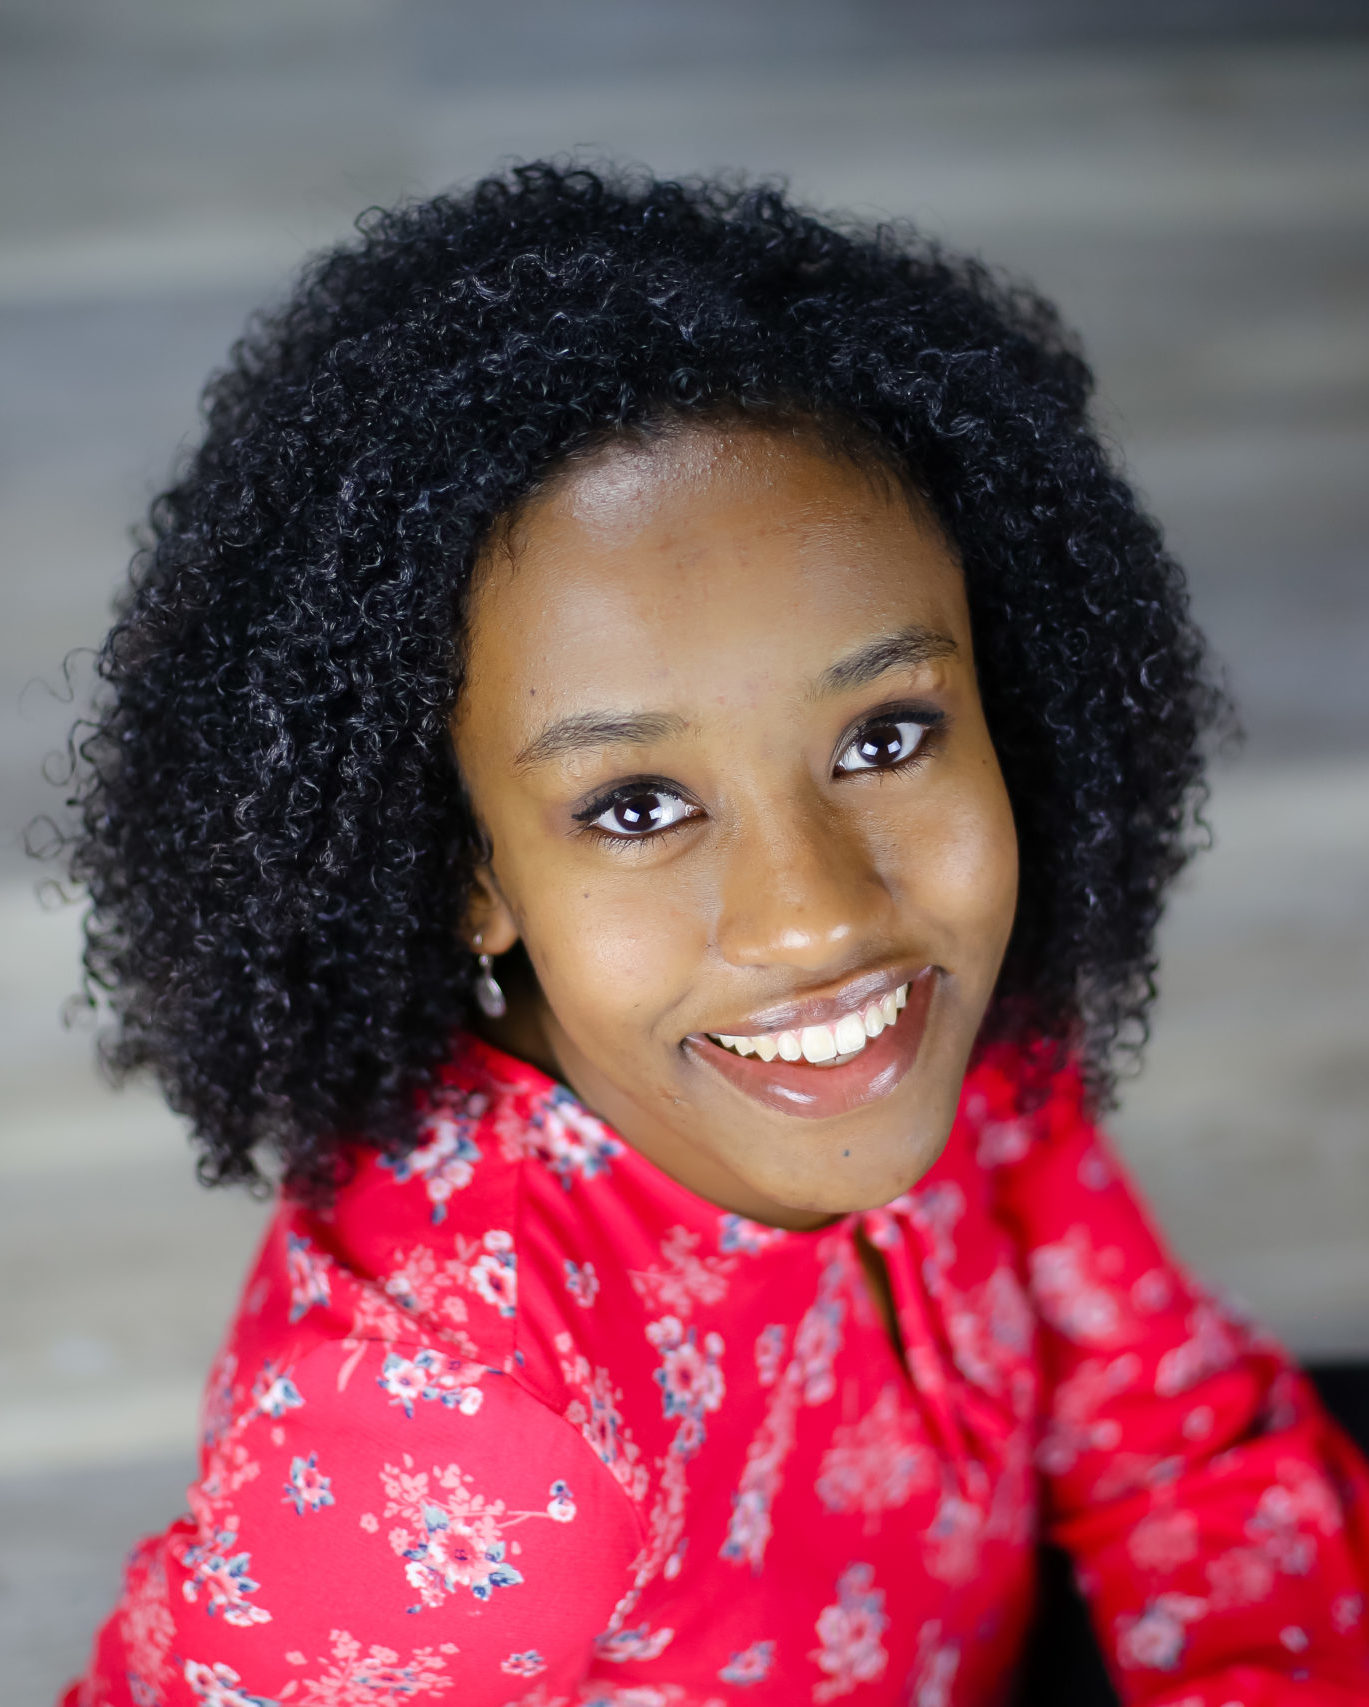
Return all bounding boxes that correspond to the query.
[684,967,938,1120]
[707,983,908,1066]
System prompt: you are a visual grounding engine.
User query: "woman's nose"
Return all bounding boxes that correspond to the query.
[713,792,894,973]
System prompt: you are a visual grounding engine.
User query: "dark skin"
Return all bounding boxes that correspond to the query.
[452,424,1019,1343]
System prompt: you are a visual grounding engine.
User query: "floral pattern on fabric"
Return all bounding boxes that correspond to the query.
[63,1035,1369,1707]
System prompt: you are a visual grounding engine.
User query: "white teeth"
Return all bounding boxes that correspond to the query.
[834,1012,867,1055]
[800,1025,837,1063]
[709,983,910,1065]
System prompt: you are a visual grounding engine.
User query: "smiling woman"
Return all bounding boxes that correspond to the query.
[454,426,1017,1218]
[56,164,1369,1706]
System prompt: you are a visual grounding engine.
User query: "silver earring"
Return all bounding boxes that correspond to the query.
[471,933,507,1020]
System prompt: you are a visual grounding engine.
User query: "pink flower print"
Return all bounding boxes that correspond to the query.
[945,1265,1034,1397]
[120,1544,176,1704]
[179,1529,272,1627]
[1155,1300,1241,1397]
[382,1091,486,1223]
[809,1562,889,1702]
[527,1088,622,1188]
[630,1225,735,1317]
[1332,1593,1364,1633]
[910,1621,960,1707]
[468,1230,518,1317]
[923,1488,986,1586]
[281,1628,456,1703]
[200,1350,239,1450]
[252,1362,304,1419]
[722,1263,843,1572]
[721,1486,775,1572]
[718,1640,775,1686]
[1131,1268,1174,1315]
[792,1287,845,1407]
[376,1244,468,1328]
[754,1324,786,1388]
[378,1456,567,1612]
[286,1232,334,1323]
[905,1180,965,1290]
[1076,1143,1114,1190]
[1206,1545,1276,1610]
[1036,1352,1139,1475]
[1242,1462,1341,1579]
[383,1475,524,1610]
[976,1116,1032,1169]
[815,1385,930,1533]
[648,1317,725,1433]
[378,1349,484,1419]
[560,1355,647,1500]
[718,1213,787,1254]
[595,1624,676,1663]
[183,1659,274,1707]
[283,1452,335,1516]
[546,1479,577,1522]
[565,1259,600,1308]
[1115,1593,1206,1671]
[1028,1228,1128,1347]
[1260,1459,1343,1538]
[501,1652,548,1678]
[1126,1507,1199,1573]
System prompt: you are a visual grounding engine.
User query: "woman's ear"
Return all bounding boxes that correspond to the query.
[462,863,520,957]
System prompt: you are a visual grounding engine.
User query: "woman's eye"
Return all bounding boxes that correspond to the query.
[589,788,698,839]
[834,717,929,775]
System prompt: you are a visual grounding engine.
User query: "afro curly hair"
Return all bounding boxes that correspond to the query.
[60,161,1227,1196]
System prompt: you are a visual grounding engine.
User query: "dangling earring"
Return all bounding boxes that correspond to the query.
[471,933,507,1020]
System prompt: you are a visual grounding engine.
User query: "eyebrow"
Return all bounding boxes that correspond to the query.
[512,624,958,771]
[513,710,689,771]
[809,623,959,698]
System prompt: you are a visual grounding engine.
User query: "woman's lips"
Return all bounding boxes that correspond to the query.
[684,967,938,1120]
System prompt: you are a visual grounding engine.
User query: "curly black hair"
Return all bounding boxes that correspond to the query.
[59,161,1226,1196]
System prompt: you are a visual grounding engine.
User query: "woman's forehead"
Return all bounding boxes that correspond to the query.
[467,426,967,700]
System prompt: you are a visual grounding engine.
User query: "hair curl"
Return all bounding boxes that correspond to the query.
[59,161,1227,1195]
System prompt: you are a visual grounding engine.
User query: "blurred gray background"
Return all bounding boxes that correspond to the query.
[2,1,1367,1698]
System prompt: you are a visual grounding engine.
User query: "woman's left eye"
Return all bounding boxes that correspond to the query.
[834,717,930,775]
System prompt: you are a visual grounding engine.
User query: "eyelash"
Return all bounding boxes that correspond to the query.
[572,704,947,846]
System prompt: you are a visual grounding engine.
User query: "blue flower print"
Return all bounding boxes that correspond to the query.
[283,1452,335,1515]
[528,1087,622,1190]
[285,1231,333,1323]
[378,1348,484,1419]
[382,1101,484,1224]
[720,1639,776,1685]
[251,1361,303,1418]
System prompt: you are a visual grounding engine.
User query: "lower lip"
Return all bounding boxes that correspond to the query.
[684,968,938,1121]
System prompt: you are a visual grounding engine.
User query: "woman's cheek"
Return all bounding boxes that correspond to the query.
[893,780,1017,974]
[532,874,700,1032]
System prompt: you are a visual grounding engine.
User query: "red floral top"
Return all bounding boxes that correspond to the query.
[67,1037,1369,1707]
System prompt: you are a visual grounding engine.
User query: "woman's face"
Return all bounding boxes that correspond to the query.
[452,424,1018,1228]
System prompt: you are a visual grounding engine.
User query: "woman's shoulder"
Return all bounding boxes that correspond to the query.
[938,1035,1090,1186]
[216,1035,660,1429]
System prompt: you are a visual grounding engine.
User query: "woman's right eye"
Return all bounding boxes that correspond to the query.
[586,787,700,839]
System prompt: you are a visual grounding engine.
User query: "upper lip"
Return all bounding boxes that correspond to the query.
[692,964,929,1040]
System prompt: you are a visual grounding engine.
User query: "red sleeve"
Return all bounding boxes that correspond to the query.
[991,1071,1369,1706]
[66,1336,643,1707]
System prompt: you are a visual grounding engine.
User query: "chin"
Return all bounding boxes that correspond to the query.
[746,1127,951,1221]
